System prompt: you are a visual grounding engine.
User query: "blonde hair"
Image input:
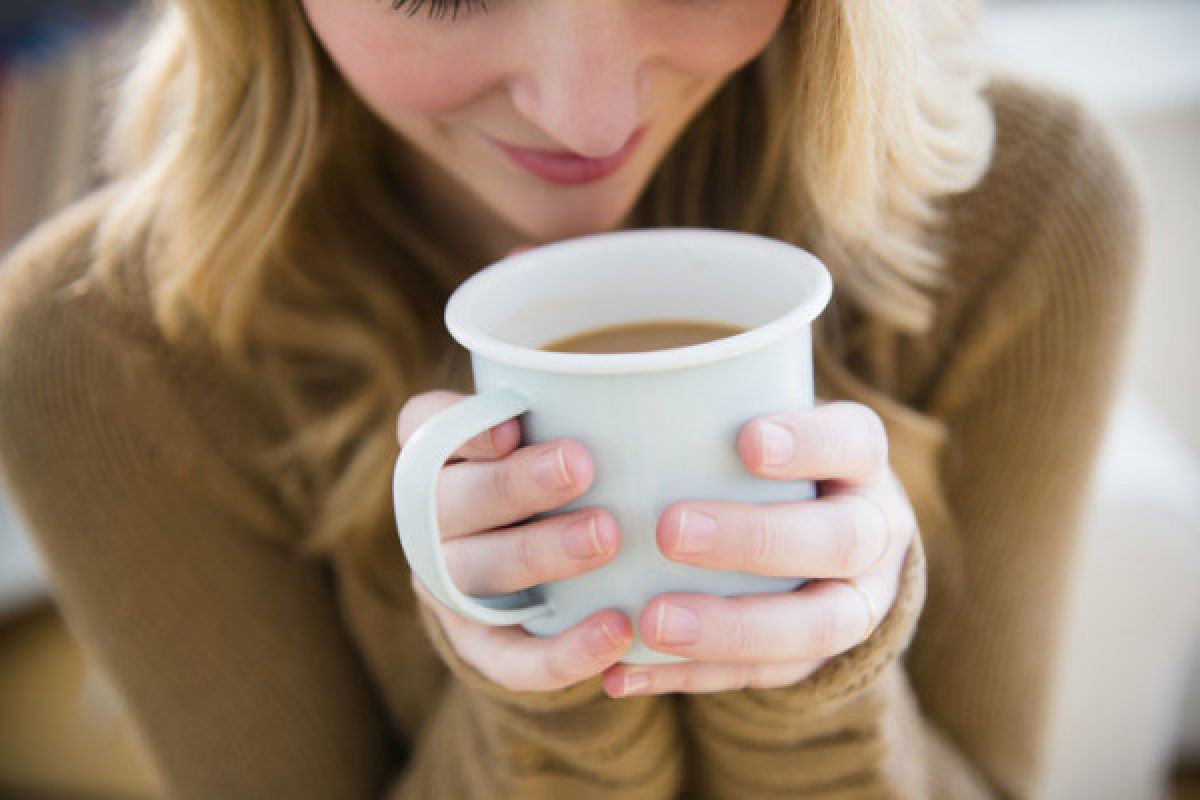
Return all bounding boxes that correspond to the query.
[90,0,994,598]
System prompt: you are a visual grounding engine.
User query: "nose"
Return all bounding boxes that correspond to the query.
[507,5,646,158]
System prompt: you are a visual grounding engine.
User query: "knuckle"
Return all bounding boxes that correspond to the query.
[490,460,519,508]
[514,532,545,584]
[749,505,777,570]
[396,403,420,445]
[397,392,424,418]
[860,495,894,569]
[832,500,865,574]
[397,390,461,444]
[729,613,756,659]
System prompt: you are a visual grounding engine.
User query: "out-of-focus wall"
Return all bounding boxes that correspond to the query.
[984,0,1200,452]
[984,3,1200,799]
[1119,107,1200,452]
[0,6,145,258]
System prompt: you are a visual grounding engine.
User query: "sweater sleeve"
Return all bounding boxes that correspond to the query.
[673,95,1143,798]
[0,267,394,797]
[0,232,681,798]
[385,600,682,799]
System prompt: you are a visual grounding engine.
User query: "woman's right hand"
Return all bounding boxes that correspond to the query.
[397,389,634,692]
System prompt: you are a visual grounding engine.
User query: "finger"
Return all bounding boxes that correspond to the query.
[736,401,888,482]
[639,572,895,663]
[443,508,620,596]
[436,438,594,539]
[414,577,634,692]
[397,390,522,463]
[603,657,825,697]
[657,478,914,578]
[822,472,919,561]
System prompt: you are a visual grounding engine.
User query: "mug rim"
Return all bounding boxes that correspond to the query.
[444,227,833,376]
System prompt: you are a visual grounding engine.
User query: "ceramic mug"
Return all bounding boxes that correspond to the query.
[393,228,832,664]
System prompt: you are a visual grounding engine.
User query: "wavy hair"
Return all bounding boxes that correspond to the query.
[89,0,994,599]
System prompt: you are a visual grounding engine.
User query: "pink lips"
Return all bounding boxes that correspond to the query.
[486,126,646,185]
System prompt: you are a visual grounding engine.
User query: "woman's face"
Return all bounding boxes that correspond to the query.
[300,0,790,249]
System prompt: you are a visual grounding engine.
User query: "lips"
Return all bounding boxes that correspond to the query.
[486,126,646,186]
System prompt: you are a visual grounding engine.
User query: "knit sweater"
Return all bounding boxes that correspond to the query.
[0,78,1141,799]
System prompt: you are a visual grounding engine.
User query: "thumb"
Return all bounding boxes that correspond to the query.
[506,244,533,257]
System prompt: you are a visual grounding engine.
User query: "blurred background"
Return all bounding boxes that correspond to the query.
[0,1,1197,798]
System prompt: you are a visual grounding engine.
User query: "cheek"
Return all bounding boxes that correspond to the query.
[650,1,791,76]
[302,0,498,116]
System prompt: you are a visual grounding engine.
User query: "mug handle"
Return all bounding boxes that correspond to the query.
[393,386,555,626]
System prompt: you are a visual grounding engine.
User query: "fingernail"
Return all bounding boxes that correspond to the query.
[623,671,650,695]
[587,621,623,656]
[469,428,494,451]
[564,514,605,559]
[656,603,701,645]
[673,509,717,555]
[759,421,795,467]
[533,446,572,489]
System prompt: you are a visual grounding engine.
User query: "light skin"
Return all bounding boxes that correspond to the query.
[301,0,794,264]
[305,0,919,697]
[403,392,916,697]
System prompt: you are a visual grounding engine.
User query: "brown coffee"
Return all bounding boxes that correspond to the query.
[540,318,749,354]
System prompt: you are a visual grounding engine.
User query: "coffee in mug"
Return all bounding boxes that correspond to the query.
[542,319,749,354]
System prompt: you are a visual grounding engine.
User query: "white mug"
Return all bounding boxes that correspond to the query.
[393,228,832,664]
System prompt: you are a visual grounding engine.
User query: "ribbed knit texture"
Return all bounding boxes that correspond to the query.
[0,78,1141,798]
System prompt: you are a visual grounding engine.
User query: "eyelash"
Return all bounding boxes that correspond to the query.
[388,0,490,21]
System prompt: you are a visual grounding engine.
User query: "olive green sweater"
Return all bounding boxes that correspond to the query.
[0,78,1141,799]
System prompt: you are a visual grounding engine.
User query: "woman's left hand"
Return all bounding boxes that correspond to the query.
[601,401,918,698]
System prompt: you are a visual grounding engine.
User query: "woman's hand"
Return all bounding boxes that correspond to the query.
[601,401,918,698]
[399,389,636,692]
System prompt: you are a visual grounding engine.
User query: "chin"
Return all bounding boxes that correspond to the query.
[500,188,642,244]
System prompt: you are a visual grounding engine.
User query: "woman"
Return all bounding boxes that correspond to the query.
[0,0,1141,797]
